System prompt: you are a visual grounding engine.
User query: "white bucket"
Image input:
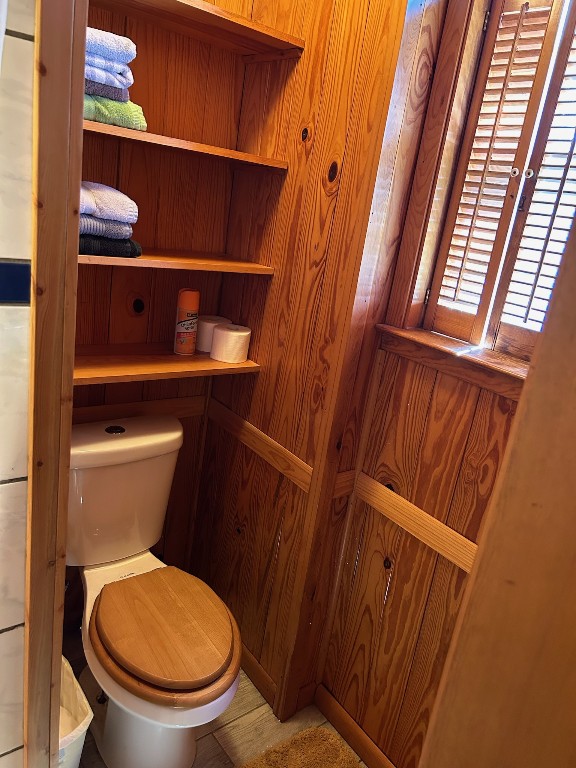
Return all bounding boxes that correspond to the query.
[59,656,93,768]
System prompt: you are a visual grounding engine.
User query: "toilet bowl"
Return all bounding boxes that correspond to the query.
[67,417,241,768]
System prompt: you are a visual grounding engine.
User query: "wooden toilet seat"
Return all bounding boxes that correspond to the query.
[89,566,241,707]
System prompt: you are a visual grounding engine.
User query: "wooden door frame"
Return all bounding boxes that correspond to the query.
[25,0,86,765]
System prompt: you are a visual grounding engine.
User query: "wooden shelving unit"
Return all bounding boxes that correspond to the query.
[92,0,305,56]
[78,251,274,275]
[74,344,260,385]
[83,121,288,171]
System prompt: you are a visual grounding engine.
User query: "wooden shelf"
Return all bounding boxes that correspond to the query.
[74,344,260,385]
[78,251,274,275]
[84,121,288,171]
[92,0,304,57]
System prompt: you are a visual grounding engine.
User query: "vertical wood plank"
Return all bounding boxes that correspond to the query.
[26,0,87,763]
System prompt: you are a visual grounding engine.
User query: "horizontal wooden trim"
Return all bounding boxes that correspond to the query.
[78,251,274,275]
[376,324,527,401]
[333,470,355,498]
[74,345,260,385]
[207,399,313,493]
[72,395,206,424]
[241,644,276,708]
[84,121,288,171]
[92,0,304,56]
[355,472,477,573]
[315,685,396,768]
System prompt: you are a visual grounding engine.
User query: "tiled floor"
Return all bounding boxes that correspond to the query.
[63,630,365,768]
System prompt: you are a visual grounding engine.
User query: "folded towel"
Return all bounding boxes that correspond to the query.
[79,215,133,240]
[80,182,138,224]
[85,54,134,89]
[84,94,147,132]
[86,27,136,65]
[85,78,129,102]
[79,235,142,258]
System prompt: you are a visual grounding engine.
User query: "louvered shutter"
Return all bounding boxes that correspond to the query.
[500,28,576,331]
[424,0,560,343]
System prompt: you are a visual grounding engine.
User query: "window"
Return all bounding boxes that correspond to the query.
[423,0,576,359]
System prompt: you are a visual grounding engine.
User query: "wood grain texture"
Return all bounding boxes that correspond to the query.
[315,685,397,768]
[335,0,448,476]
[91,0,305,55]
[419,211,576,768]
[377,324,527,401]
[78,252,275,275]
[207,398,313,492]
[385,0,476,328]
[72,395,206,423]
[74,347,260,385]
[84,120,289,170]
[387,557,467,768]
[355,475,476,574]
[26,0,88,764]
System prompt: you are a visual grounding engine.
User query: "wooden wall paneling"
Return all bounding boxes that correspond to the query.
[157,415,206,568]
[385,0,477,328]
[26,0,88,763]
[250,0,306,38]
[445,389,516,542]
[213,0,254,20]
[410,373,479,522]
[335,0,448,473]
[75,264,112,346]
[355,474,476,574]
[265,0,407,714]
[290,348,391,700]
[321,498,370,694]
[418,221,576,768]
[363,357,437,491]
[386,556,467,768]
[293,493,352,709]
[82,134,120,187]
[324,502,438,752]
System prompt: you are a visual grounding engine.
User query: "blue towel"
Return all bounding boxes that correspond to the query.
[85,53,134,89]
[86,27,136,65]
[80,182,138,225]
[79,215,133,239]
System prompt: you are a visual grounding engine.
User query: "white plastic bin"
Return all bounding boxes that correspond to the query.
[59,657,93,768]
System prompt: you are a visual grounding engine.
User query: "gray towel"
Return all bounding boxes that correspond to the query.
[85,78,129,103]
[79,215,133,239]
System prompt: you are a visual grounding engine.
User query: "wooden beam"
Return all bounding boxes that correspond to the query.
[355,473,477,573]
[207,398,313,493]
[419,226,576,768]
[25,0,87,764]
[332,470,355,499]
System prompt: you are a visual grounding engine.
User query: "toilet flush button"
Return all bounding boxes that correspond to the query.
[105,425,126,434]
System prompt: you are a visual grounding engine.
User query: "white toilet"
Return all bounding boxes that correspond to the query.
[67,415,241,768]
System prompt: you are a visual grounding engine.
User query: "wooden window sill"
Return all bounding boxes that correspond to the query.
[376,324,529,401]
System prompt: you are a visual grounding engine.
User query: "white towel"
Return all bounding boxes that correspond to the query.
[85,52,134,89]
[86,27,136,65]
[80,182,138,224]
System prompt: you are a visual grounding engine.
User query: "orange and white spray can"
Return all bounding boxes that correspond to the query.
[173,289,200,355]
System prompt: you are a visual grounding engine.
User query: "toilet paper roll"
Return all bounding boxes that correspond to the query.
[210,324,252,364]
[196,316,232,353]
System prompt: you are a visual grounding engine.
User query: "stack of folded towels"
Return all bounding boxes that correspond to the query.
[79,181,142,258]
[84,27,147,132]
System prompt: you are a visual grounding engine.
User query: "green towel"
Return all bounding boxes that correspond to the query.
[84,94,147,132]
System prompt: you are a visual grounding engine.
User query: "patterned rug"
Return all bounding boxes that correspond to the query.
[239,726,359,768]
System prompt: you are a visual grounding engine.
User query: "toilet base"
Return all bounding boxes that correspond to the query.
[80,667,198,768]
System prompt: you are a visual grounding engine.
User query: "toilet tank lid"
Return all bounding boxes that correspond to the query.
[70,416,183,469]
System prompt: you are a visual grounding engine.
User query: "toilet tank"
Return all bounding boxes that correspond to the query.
[67,416,183,566]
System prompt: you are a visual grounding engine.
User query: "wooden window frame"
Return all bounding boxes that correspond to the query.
[387,0,575,364]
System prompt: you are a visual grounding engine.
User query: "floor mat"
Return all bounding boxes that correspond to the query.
[239,726,359,768]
